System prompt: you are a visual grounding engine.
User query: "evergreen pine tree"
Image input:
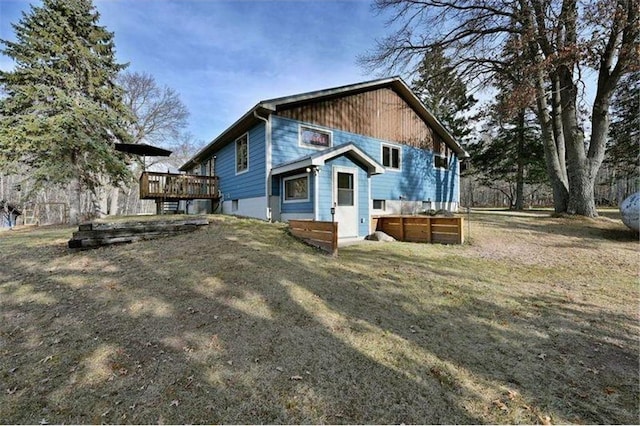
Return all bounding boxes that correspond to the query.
[0,0,133,220]
[466,109,547,209]
[410,46,476,142]
[465,33,547,210]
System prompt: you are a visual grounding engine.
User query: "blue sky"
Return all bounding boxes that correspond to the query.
[0,0,395,147]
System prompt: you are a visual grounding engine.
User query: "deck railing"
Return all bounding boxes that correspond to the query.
[140,171,220,200]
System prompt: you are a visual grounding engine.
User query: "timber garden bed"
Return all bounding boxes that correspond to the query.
[0,211,637,424]
[67,215,209,249]
[372,214,464,244]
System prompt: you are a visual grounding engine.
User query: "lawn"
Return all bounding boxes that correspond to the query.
[0,211,638,424]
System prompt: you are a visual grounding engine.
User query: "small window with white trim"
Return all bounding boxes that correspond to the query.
[372,199,386,210]
[283,174,309,203]
[300,125,332,149]
[235,133,248,174]
[382,144,401,170]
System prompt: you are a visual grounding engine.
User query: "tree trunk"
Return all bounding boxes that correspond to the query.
[567,167,597,216]
[558,66,600,217]
[109,186,120,216]
[514,109,525,210]
[68,179,82,224]
[97,186,109,218]
[533,67,569,212]
[550,75,567,182]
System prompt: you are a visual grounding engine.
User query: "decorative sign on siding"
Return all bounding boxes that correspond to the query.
[300,126,331,148]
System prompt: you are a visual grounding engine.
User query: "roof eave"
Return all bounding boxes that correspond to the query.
[390,79,469,159]
[271,143,385,176]
[181,76,470,171]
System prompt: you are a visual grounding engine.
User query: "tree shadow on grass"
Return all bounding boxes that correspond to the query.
[470,212,638,244]
[1,222,481,424]
[307,242,639,424]
[0,218,637,424]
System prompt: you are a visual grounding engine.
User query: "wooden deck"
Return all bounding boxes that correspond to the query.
[140,171,219,201]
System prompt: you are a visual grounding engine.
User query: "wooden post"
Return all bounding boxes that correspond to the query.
[399,217,405,241]
[426,216,432,243]
[458,217,464,244]
[332,222,338,256]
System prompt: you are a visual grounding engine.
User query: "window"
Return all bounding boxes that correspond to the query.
[382,144,401,169]
[231,199,239,211]
[300,126,332,149]
[434,154,449,169]
[337,172,354,206]
[283,174,309,202]
[434,139,449,170]
[235,133,248,173]
[373,199,386,210]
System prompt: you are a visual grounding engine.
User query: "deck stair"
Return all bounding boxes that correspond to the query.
[159,201,180,214]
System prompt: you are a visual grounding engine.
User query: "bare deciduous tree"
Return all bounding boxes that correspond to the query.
[363,0,639,216]
[99,71,191,216]
[118,71,189,145]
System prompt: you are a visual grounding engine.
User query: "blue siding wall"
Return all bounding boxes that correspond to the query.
[207,123,266,201]
[317,162,333,221]
[271,116,459,205]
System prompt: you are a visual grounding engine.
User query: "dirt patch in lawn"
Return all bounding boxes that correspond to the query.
[0,212,638,424]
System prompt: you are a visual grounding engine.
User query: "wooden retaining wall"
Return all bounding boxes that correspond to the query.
[289,220,338,255]
[375,216,464,244]
[68,217,209,249]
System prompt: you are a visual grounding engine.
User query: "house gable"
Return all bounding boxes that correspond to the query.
[181,76,467,173]
[275,87,446,152]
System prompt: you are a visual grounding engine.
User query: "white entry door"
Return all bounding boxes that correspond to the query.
[333,167,358,238]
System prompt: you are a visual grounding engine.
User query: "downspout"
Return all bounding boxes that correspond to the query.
[253,109,272,221]
[314,167,319,221]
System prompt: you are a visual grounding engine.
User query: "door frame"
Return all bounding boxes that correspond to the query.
[332,165,359,238]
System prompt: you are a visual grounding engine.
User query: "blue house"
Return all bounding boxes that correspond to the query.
[180,77,469,239]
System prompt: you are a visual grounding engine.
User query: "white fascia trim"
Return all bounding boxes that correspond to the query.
[298,124,333,150]
[271,143,385,176]
[271,157,317,176]
[380,142,402,172]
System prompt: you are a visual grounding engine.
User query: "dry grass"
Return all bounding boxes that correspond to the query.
[0,211,638,424]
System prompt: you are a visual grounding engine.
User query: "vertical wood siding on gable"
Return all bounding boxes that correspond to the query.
[275,87,445,150]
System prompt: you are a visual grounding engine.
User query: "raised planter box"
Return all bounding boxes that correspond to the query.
[374,215,464,244]
[68,217,209,249]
